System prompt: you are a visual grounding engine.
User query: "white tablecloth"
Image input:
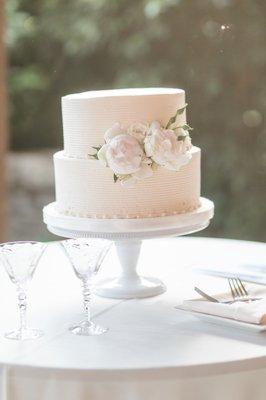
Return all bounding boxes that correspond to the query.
[1,237,266,400]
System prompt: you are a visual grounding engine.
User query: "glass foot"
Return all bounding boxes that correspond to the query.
[69,320,108,336]
[5,328,44,341]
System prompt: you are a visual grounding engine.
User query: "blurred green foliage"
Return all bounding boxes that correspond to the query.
[6,0,266,241]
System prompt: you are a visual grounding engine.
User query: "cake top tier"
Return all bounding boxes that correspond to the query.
[62,87,186,158]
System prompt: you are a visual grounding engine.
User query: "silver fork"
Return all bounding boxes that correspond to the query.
[194,278,262,304]
[228,278,262,303]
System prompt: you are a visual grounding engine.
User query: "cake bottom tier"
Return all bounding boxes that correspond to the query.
[54,147,201,219]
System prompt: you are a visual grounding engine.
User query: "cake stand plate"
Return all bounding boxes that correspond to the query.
[43,197,214,299]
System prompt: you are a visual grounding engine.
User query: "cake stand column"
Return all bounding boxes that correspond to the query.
[95,239,166,299]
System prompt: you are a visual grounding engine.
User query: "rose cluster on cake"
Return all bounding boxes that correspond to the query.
[90,104,193,187]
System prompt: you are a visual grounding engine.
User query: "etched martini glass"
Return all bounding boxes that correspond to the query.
[0,241,47,340]
[60,238,112,336]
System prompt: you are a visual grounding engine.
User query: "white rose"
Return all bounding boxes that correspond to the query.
[104,122,125,143]
[127,122,149,143]
[105,134,144,175]
[144,121,191,171]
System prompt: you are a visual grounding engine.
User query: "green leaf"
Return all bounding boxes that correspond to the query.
[113,174,119,183]
[165,103,188,129]
[88,153,99,160]
[89,145,104,160]
[165,116,176,129]
[181,124,193,131]
[92,146,102,151]
[176,103,188,115]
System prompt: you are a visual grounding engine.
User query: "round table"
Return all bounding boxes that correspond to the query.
[0,237,266,400]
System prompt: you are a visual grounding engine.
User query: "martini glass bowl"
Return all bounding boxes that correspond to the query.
[60,238,112,336]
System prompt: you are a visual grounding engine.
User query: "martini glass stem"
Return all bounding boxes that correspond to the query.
[17,285,28,332]
[82,279,91,324]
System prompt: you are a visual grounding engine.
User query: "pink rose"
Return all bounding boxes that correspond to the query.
[144,122,191,171]
[105,134,144,175]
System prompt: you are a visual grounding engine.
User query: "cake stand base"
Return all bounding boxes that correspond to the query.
[43,197,214,299]
[96,240,166,299]
[97,276,165,299]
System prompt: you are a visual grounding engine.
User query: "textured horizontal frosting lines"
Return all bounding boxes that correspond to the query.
[54,147,201,219]
[62,88,186,158]
[54,87,201,220]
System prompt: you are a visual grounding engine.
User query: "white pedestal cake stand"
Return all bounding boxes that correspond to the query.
[43,197,214,299]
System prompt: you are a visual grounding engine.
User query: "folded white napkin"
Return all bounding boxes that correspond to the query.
[179,285,266,325]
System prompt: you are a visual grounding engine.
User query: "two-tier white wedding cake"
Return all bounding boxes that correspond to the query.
[53,88,201,219]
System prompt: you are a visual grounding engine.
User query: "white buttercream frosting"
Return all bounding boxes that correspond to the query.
[54,147,201,219]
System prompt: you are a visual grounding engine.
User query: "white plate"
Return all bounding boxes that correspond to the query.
[175,307,266,333]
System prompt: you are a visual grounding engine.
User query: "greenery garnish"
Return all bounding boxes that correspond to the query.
[88,146,102,159]
[181,124,193,131]
[165,103,188,129]
[89,153,99,160]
